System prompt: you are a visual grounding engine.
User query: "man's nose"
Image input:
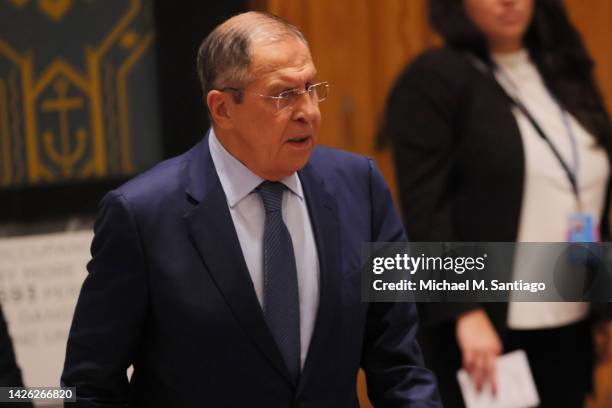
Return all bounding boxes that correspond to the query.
[292,91,320,123]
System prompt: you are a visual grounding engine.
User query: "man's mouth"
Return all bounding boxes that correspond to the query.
[286,136,312,146]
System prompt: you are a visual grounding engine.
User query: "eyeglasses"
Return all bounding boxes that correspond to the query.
[222,81,330,111]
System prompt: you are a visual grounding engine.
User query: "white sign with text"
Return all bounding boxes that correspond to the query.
[0,231,92,389]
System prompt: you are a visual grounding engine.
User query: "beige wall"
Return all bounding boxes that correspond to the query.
[567,0,612,114]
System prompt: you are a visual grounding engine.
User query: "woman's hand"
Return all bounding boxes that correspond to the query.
[456,309,503,394]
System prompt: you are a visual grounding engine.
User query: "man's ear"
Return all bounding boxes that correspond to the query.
[207,90,234,129]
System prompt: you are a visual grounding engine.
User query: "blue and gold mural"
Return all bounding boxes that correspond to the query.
[0,0,162,187]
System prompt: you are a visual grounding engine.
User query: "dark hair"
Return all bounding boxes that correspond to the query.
[429,0,612,149]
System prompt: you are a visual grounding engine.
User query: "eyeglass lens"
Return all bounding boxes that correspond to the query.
[279,83,329,110]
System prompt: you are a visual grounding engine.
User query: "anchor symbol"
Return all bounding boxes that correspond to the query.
[41,78,87,176]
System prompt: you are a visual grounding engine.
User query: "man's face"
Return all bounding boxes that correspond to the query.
[224,37,321,181]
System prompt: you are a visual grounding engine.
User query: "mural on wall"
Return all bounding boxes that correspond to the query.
[0,0,162,188]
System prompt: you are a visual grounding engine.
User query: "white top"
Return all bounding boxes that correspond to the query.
[208,128,320,367]
[492,50,610,329]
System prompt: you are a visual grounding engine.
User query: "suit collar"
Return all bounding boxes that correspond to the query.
[184,131,215,204]
[208,128,262,207]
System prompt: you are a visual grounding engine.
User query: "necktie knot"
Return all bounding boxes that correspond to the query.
[256,181,286,212]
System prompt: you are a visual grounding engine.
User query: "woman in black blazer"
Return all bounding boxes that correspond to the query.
[382,0,612,407]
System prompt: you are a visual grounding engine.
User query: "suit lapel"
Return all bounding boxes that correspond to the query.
[296,162,342,394]
[183,137,295,387]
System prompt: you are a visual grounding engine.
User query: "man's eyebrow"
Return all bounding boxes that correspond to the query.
[267,71,319,90]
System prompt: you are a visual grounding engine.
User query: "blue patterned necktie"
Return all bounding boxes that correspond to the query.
[256,181,301,382]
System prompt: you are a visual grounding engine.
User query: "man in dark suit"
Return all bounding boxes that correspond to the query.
[61,11,441,407]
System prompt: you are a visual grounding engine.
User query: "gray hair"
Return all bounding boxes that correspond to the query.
[197,11,308,107]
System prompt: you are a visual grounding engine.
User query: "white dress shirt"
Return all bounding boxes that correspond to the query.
[208,128,320,367]
[492,50,610,329]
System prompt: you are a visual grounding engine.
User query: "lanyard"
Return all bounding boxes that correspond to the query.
[494,65,582,207]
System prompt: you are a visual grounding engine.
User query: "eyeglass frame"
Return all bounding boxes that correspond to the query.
[220,81,330,111]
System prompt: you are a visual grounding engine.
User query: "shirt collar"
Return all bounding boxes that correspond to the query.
[208,128,304,208]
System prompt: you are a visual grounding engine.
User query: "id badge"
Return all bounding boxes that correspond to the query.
[567,212,597,242]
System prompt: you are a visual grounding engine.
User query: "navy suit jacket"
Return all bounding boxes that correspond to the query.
[61,136,441,407]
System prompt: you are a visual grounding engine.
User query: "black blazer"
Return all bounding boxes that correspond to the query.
[385,47,612,331]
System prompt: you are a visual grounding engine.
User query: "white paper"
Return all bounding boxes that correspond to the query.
[457,349,540,408]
